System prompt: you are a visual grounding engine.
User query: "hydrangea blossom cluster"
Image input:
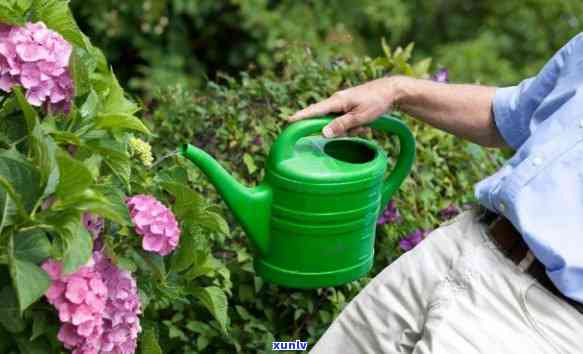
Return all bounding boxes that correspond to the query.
[0,22,74,111]
[42,258,108,354]
[377,200,401,225]
[43,251,142,354]
[94,251,142,354]
[399,229,430,252]
[126,195,181,256]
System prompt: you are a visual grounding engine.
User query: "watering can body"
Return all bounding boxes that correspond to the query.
[181,114,415,288]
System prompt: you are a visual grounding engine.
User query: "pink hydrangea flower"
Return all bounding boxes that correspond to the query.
[42,257,107,353]
[126,195,181,256]
[94,251,142,354]
[0,21,73,112]
[43,251,142,354]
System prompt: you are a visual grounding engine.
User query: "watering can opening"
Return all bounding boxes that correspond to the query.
[323,139,378,164]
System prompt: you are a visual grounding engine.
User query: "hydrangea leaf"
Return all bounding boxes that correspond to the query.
[0,286,26,333]
[30,311,48,341]
[0,150,42,215]
[95,113,151,135]
[80,90,99,120]
[85,140,131,190]
[160,181,205,219]
[12,86,38,136]
[31,0,89,49]
[61,223,92,274]
[170,232,196,273]
[9,235,50,314]
[13,229,51,264]
[55,148,93,198]
[100,70,139,116]
[0,185,19,235]
[69,47,92,97]
[190,286,229,334]
[0,3,25,26]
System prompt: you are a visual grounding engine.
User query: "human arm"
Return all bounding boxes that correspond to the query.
[289,76,505,148]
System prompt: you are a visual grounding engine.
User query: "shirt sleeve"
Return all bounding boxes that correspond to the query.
[492,33,583,150]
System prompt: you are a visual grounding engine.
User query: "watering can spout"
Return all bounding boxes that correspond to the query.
[179,144,271,255]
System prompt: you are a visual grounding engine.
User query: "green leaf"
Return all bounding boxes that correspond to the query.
[55,149,93,198]
[0,3,25,26]
[190,286,229,334]
[31,0,88,49]
[242,153,257,174]
[198,211,229,235]
[69,47,91,97]
[62,225,92,274]
[52,189,127,225]
[86,141,131,189]
[9,255,51,313]
[100,70,139,116]
[30,125,59,197]
[115,257,137,273]
[184,250,217,280]
[95,113,151,135]
[0,150,42,214]
[140,327,163,354]
[80,90,99,120]
[13,86,38,135]
[15,335,50,354]
[170,232,196,273]
[13,229,51,263]
[0,186,18,234]
[0,286,26,333]
[30,311,49,341]
[161,181,205,219]
[94,184,131,225]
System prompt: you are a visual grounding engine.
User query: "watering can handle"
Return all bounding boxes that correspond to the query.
[271,113,416,207]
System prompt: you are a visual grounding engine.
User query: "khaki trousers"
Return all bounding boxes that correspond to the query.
[310,210,583,354]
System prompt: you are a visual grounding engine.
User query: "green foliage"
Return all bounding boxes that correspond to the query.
[0,1,232,352]
[143,41,505,352]
[69,0,581,98]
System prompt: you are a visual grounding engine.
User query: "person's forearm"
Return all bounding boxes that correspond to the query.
[391,76,505,148]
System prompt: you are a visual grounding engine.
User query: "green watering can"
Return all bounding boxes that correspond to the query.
[180,114,415,288]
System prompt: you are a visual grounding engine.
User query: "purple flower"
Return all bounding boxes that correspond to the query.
[431,68,449,83]
[377,200,401,225]
[438,204,460,221]
[399,229,430,252]
[252,135,262,145]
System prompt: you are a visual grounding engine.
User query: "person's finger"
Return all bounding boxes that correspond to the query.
[288,95,345,122]
[323,113,366,138]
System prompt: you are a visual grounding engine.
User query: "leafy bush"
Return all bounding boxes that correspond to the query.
[146,42,506,352]
[0,1,231,353]
[69,0,581,97]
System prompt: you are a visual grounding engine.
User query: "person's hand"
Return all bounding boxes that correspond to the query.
[288,77,400,137]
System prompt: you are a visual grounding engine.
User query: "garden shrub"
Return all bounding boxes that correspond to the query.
[69,0,581,97]
[0,1,232,353]
[146,42,507,352]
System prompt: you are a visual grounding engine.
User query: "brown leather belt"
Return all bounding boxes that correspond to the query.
[485,213,583,315]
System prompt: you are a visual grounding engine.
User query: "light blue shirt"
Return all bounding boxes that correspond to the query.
[475,33,583,303]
